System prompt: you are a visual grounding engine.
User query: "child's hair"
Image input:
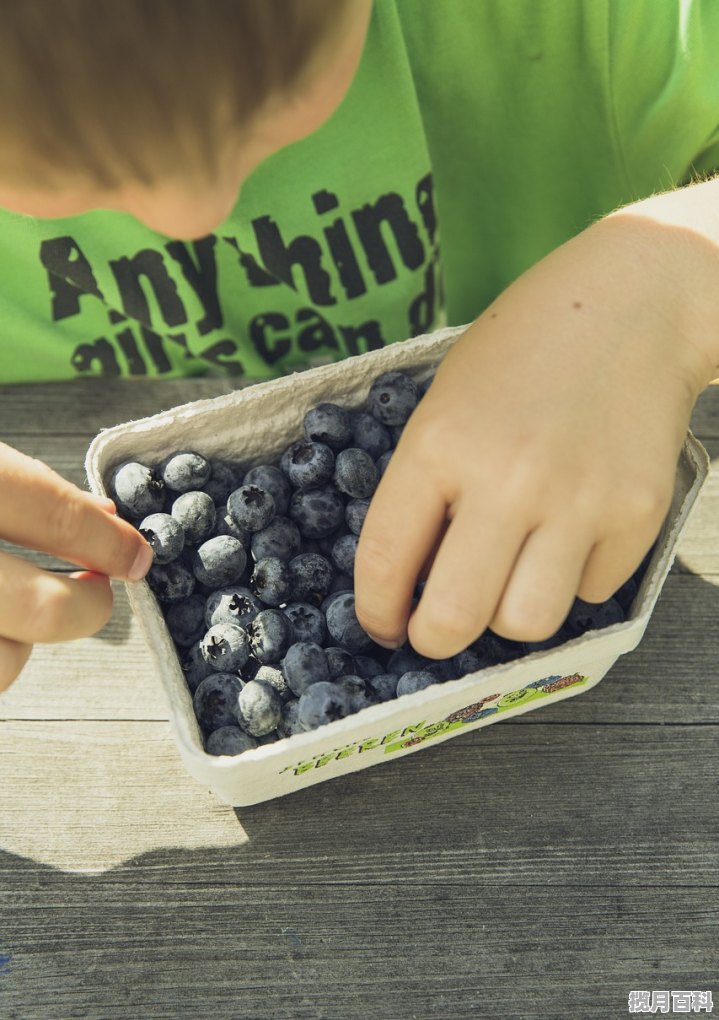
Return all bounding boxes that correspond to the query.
[0,0,351,189]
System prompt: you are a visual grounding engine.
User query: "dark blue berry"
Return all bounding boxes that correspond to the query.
[193,672,243,731]
[248,609,294,664]
[333,448,378,499]
[147,560,196,603]
[282,602,327,645]
[277,699,303,738]
[289,486,345,539]
[345,498,371,535]
[376,451,393,477]
[354,655,386,679]
[138,512,185,565]
[331,533,358,575]
[244,464,292,515]
[396,670,437,696]
[205,725,258,756]
[227,484,276,533]
[250,557,292,607]
[288,553,334,605]
[164,593,206,648]
[213,503,251,545]
[298,681,353,731]
[350,411,392,460]
[325,592,372,654]
[286,440,335,490]
[613,575,639,614]
[325,646,357,680]
[368,371,420,426]
[182,640,214,693]
[564,597,625,638]
[203,460,242,505]
[282,641,330,696]
[367,673,400,702]
[304,403,352,452]
[250,516,302,562]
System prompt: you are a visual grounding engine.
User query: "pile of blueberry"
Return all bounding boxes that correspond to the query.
[107,369,646,756]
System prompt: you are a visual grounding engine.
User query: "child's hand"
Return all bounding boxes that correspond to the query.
[354,216,713,659]
[0,443,153,690]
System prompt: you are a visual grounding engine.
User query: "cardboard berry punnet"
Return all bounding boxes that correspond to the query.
[85,325,709,806]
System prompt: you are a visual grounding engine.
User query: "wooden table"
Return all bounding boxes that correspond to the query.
[0,377,716,1020]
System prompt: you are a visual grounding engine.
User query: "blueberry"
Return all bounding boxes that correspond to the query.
[354,655,386,679]
[304,402,352,452]
[425,658,459,682]
[203,460,242,505]
[248,609,294,664]
[396,670,437,696]
[331,533,359,575]
[164,593,206,648]
[205,586,263,629]
[367,673,400,702]
[181,640,214,693]
[282,641,330,696]
[524,626,572,653]
[172,490,216,545]
[277,698,303,738]
[160,451,211,493]
[250,557,292,607]
[387,646,428,676]
[471,629,526,665]
[333,448,378,499]
[236,679,283,737]
[193,672,243,731]
[564,596,625,638]
[350,411,392,460]
[376,451,393,477]
[110,461,165,520]
[325,592,372,654]
[147,560,196,603]
[418,372,435,396]
[368,371,420,426]
[244,464,291,515]
[288,553,334,606]
[227,484,276,533]
[200,622,250,672]
[335,673,372,713]
[298,681,353,731]
[254,664,293,702]
[326,573,354,598]
[192,535,247,589]
[283,602,327,645]
[289,486,346,539]
[205,725,258,756]
[320,588,353,615]
[345,498,371,535]
[138,512,185,565]
[453,648,496,676]
[613,575,639,614]
[325,646,357,680]
[250,516,302,562]
[212,503,251,545]
[286,440,335,490]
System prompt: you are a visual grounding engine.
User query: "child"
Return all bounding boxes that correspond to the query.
[0,0,717,690]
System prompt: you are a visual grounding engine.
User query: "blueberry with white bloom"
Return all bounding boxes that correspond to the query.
[282,641,330,697]
[277,698,303,738]
[367,673,400,702]
[205,586,262,629]
[250,516,302,562]
[138,512,185,565]
[331,533,358,575]
[236,679,283,737]
[289,486,345,539]
[254,664,293,702]
[251,557,292,607]
[288,553,334,605]
[206,725,258,756]
[325,592,373,654]
[192,535,247,589]
[286,440,335,490]
[110,461,165,520]
[200,622,250,673]
[203,460,242,505]
[227,484,276,533]
[171,490,216,544]
[193,672,244,731]
[160,451,211,493]
[247,609,294,664]
[298,681,353,731]
[244,464,291,515]
[303,402,352,452]
[147,560,196,603]
[282,602,327,645]
[368,371,420,426]
[213,503,251,545]
[333,447,378,499]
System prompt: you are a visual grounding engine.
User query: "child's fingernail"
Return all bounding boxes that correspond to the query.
[128,543,154,581]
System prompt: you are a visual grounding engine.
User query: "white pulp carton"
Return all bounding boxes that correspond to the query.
[86,325,710,806]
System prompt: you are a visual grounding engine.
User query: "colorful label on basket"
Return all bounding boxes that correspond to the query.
[280,672,589,777]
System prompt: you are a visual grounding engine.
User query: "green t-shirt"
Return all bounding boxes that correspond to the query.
[2,0,719,383]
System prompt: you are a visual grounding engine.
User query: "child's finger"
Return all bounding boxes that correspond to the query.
[354,454,447,649]
[577,528,658,606]
[488,520,592,642]
[0,551,114,644]
[406,499,530,659]
[0,443,152,581]
[0,635,32,692]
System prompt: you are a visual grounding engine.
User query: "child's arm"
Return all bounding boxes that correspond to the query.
[354,176,719,659]
[0,443,153,689]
